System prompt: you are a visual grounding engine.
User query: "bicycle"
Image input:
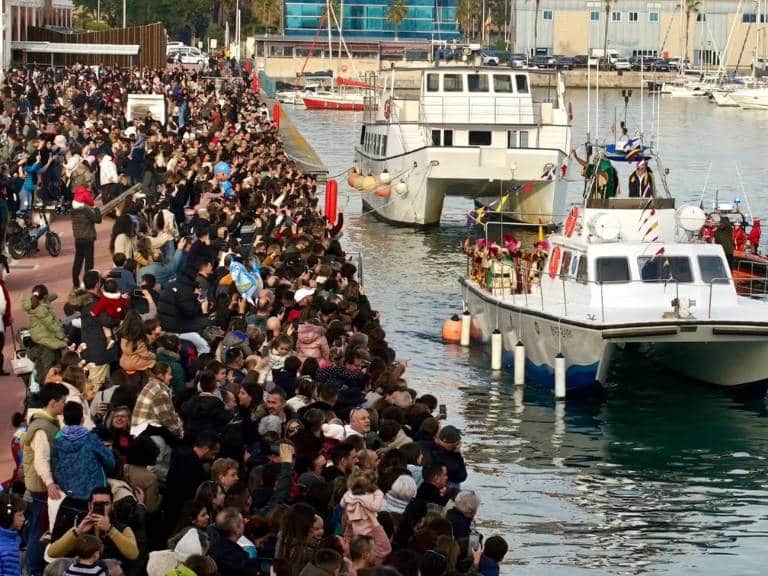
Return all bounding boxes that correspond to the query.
[7,209,62,259]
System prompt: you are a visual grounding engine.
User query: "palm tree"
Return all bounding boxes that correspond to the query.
[685,0,702,65]
[456,0,477,40]
[603,0,616,63]
[252,0,282,33]
[386,0,409,41]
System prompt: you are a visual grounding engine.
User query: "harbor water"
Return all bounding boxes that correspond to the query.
[288,91,768,575]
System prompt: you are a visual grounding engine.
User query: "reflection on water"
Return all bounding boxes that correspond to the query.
[289,92,768,574]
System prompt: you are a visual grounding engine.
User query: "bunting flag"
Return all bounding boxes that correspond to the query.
[230,260,263,304]
[650,246,665,262]
[624,137,642,161]
[637,208,656,231]
[496,194,510,213]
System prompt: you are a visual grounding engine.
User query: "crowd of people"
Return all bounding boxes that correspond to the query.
[0,60,508,576]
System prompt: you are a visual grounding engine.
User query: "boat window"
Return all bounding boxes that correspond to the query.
[577,255,589,283]
[468,131,492,146]
[698,255,729,284]
[596,257,630,283]
[444,130,453,146]
[360,125,366,146]
[426,73,439,92]
[507,130,518,148]
[432,130,441,146]
[637,256,693,283]
[443,74,464,92]
[515,75,529,94]
[519,131,529,148]
[560,251,573,277]
[382,135,388,156]
[467,74,489,92]
[493,75,514,93]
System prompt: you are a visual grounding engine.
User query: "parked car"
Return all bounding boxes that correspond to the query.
[555,55,573,70]
[534,55,556,69]
[508,53,528,69]
[666,57,690,71]
[630,56,657,71]
[168,46,208,67]
[572,54,589,68]
[652,60,671,72]
[481,50,501,66]
[614,58,631,71]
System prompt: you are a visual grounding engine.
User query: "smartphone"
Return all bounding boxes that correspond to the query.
[132,288,145,298]
[265,329,274,341]
[92,502,106,515]
[439,404,447,418]
[468,533,481,557]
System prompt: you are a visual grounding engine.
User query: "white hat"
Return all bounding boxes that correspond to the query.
[322,423,346,442]
[173,528,202,561]
[294,287,315,303]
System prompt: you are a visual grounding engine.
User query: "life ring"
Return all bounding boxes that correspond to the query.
[341,64,348,73]
[384,98,392,119]
[564,207,578,238]
[548,246,562,279]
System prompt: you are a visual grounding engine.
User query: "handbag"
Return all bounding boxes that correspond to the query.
[10,325,34,375]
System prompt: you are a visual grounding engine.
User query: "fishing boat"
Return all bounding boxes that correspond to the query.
[302,77,371,111]
[459,149,768,394]
[350,66,571,226]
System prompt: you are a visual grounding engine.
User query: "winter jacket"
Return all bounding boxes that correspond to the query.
[425,445,468,486]
[211,538,251,576]
[137,247,185,289]
[71,203,102,241]
[0,526,21,576]
[21,294,65,350]
[99,155,119,185]
[381,492,411,514]
[446,508,472,540]
[52,425,115,501]
[21,409,60,493]
[157,267,203,335]
[180,394,233,442]
[295,323,330,362]
[478,556,500,576]
[81,298,120,366]
[340,490,384,536]
[124,464,161,514]
[69,164,95,191]
[119,338,156,373]
[377,429,413,455]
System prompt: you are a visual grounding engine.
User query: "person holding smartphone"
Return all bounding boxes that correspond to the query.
[47,486,139,567]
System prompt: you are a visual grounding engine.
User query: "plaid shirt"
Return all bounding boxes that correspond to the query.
[131,377,183,438]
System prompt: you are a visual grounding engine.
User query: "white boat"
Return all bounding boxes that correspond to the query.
[351,67,571,226]
[460,151,768,394]
[711,89,738,107]
[277,84,322,105]
[730,87,768,110]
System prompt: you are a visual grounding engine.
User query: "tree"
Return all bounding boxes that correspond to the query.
[603,0,616,63]
[685,0,701,65]
[252,0,282,34]
[456,0,478,40]
[386,0,408,41]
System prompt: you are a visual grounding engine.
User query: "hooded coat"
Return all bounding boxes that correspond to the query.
[157,267,203,334]
[52,425,115,500]
[0,525,21,576]
[295,323,330,362]
[21,294,66,350]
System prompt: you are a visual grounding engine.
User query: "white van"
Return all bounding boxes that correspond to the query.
[167,46,208,67]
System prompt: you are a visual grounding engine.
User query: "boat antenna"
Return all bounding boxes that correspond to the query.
[595,55,600,145]
[697,162,712,208]
[640,55,644,136]
[735,163,755,222]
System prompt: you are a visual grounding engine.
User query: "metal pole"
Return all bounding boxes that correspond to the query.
[122,0,126,28]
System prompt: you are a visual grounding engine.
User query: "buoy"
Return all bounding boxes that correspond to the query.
[375,185,391,199]
[564,207,578,238]
[491,330,503,370]
[272,102,280,130]
[395,179,408,195]
[379,169,391,184]
[548,246,562,279]
[347,169,358,188]
[514,341,525,385]
[460,310,471,347]
[442,315,462,343]
[351,172,365,190]
[324,179,338,226]
[362,175,377,191]
[554,353,566,399]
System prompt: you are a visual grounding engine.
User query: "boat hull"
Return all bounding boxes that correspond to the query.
[303,97,364,111]
[461,278,768,391]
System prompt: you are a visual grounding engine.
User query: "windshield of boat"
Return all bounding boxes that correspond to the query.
[638,256,693,283]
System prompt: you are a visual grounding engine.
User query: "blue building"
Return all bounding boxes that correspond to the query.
[284,0,460,40]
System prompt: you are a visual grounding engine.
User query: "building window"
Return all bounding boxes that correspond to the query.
[443,74,463,92]
[649,11,659,22]
[743,14,757,23]
[468,131,492,146]
[611,11,621,22]
[444,130,453,146]
[507,130,517,148]
[426,73,439,92]
[493,75,513,93]
[628,12,638,22]
[515,75,529,94]
[431,130,441,146]
[590,11,600,21]
[696,13,706,22]
[519,131,529,148]
[467,74,489,92]
[542,10,553,21]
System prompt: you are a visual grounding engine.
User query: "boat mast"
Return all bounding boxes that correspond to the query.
[327,0,333,78]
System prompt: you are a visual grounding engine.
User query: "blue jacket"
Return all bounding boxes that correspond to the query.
[478,555,500,576]
[52,426,116,501]
[0,525,21,576]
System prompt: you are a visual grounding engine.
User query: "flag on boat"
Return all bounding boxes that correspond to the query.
[507,181,534,194]
[624,137,642,161]
[650,246,665,262]
[496,195,510,213]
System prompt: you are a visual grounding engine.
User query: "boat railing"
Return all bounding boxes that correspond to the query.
[467,255,766,322]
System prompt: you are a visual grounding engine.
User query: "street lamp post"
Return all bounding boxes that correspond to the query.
[123,0,126,28]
